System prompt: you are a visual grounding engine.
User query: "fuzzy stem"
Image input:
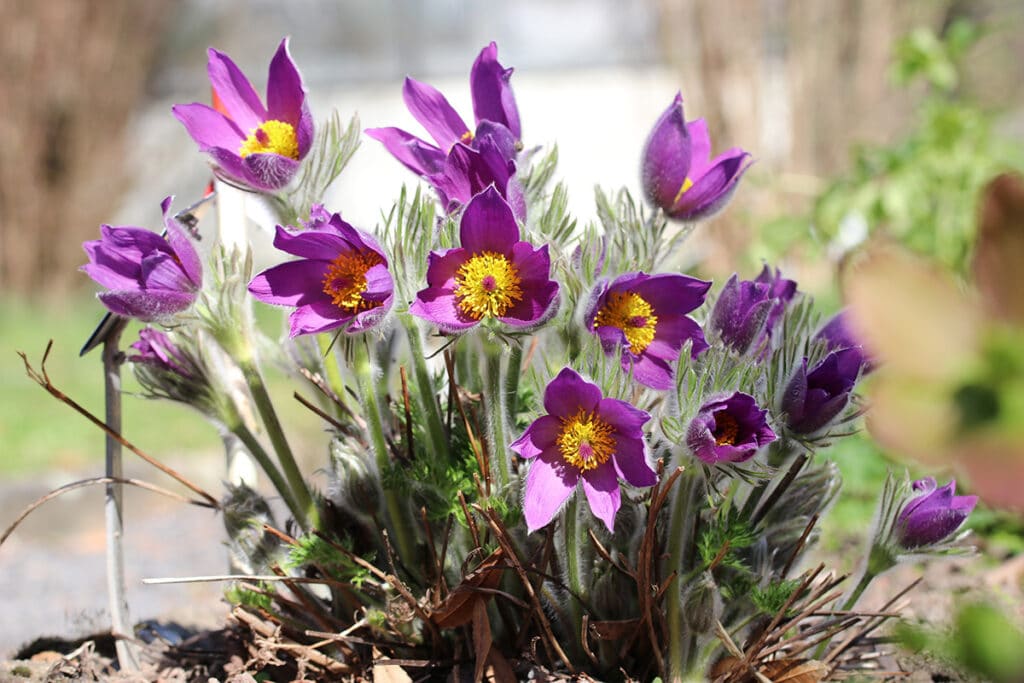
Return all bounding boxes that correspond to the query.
[400,315,447,458]
[230,422,306,525]
[238,359,317,529]
[101,321,140,670]
[316,334,351,417]
[561,496,586,658]
[482,339,511,493]
[352,338,418,575]
[665,466,701,681]
[504,342,524,419]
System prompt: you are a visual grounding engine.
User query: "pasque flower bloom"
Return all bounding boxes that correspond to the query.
[130,328,198,379]
[410,186,558,332]
[641,93,752,221]
[895,477,977,550]
[366,43,523,215]
[709,266,797,354]
[173,38,313,192]
[81,196,202,321]
[510,367,656,532]
[782,348,862,435]
[687,392,776,464]
[248,208,393,337]
[585,272,710,390]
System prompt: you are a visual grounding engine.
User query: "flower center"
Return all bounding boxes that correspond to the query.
[712,410,739,446]
[321,251,384,312]
[557,409,616,472]
[453,251,523,320]
[239,120,299,159]
[673,177,695,204]
[592,291,659,354]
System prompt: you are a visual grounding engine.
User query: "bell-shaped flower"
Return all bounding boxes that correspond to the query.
[173,38,313,192]
[816,310,873,374]
[366,43,523,214]
[248,208,393,337]
[709,266,797,354]
[410,186,558,333]
[894,477,977,550]
[81,197,202,321]
[641,93,751,221]
[510,367,656,532]
[585,272,710,390]
[686,392,776,464]
[782,348,862,435]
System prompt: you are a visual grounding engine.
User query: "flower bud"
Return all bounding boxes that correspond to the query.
[781,348,862,435]
[328,437,382,514]
[894,477,977,550]
[681,571,722,635]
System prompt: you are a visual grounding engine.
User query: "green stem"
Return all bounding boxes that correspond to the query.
[352,338,418,575]
[239,359,317,529]
[561,496,585,658]
[401,315,447,458]
[841,568,876,612]
[231,422,306,526]
[504,342,524,419]
[482,340,511,492]
[317,333,351,417]
[665,467,701,681]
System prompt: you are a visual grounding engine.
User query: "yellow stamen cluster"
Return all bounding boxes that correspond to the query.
[673,177,694,204]
[557,409,616,471]
[712,411,739,446]
[453,251,523,320]
[322,251,384,312]
[239,119,299,159]
[592,291,659,354]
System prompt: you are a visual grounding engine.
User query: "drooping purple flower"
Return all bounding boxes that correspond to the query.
[585,272,710,390]
[248,209,393,337]
[781,348,862,435]
[510,367,656,533]
[410,186,558,333]
[641,93,752,222]
[366,43,523,215]
[172,38,313,192]
[816,310,872,374]
[895,477,977,550]
[686,392,776,464]
[129,328,197,379]
[709,266,797,354]
[81,197,202,321]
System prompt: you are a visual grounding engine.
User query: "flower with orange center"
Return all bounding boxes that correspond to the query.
[249,206,393,337]
[511,368,656,533]
[587,272,710,390]
[686,392,776,464]
[411,187,557,333]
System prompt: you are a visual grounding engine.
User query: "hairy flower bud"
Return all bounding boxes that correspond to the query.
[328,437,382,514]
[681,571,722,635]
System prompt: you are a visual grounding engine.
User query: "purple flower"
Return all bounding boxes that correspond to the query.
[172,38,313,192]
[248,209,393,337]
[686,392,776,464]
[709,266,797,354]
[895,477,977,550]
[366,43,523,215]
[641,93,752,221]
[510,367,655,532]
[781,348,862,435]
[81,197,202,321]
[409,186,558,333]
[816,310,872,374]
[585,272,710,390]
[129,328,197,379]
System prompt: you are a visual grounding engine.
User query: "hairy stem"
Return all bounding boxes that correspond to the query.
[400,315,447,458]
[230,422,306,525]
[665,466,702,681]
[482,339,512,493]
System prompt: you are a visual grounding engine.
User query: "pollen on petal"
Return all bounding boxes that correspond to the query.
[322,251,385,312]
[557,409,616,472]
[593,291,659,354]
[240,119,299,159]
[453,251,523,319]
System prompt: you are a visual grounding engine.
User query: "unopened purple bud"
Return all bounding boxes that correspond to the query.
[895,478,977,550]
[816,310,872,374]
[709,267,796,355]
[782,348,862,435]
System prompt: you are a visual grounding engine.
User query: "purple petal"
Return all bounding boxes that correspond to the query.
[641,93,692,211]
[424,249,467,289]
[669,150,752,221]
[140,252,193,291]
[402,77,471,151]
[288,300,350,337]
[365,127,446,177]
[597,397,650,436]
[581,464,621,533]
[207,47,267,132]
[266,38,305,124]
[632,273,710,316]
[685,118,712,176]
[510,415,561,460]
[248,259,329,306]
[347,303,391,334]
[627,353,675,390]
[362,263,394,302]
[271,224,356,261]
[544,367,602,418]
[612,435,657,487]
[205,147,268,191]
[647,315,708,360]
[161,212,203,287]
[409,288,479,332]
[471,43,521,138]
[459,186,520,253]
[242,152,300,190]
[98,290,195,321]
[171,103,244,150]
[523,454,577,533]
